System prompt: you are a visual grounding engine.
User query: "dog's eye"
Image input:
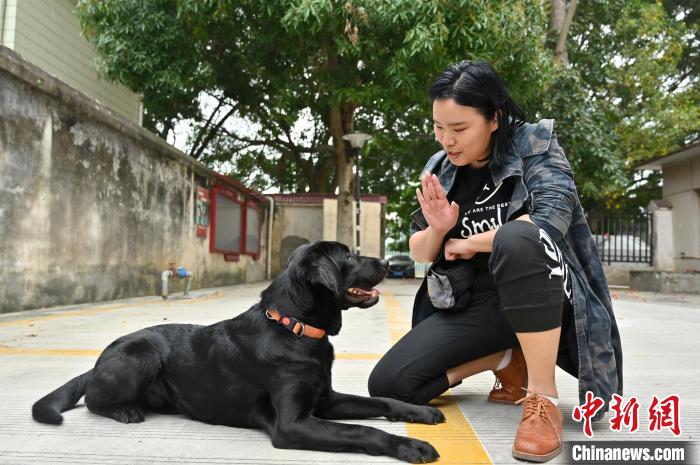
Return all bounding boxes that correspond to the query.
[346,254,353,262]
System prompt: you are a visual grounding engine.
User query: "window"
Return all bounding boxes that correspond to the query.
[209,186,263,260]
[210,187,242,254]
[244,202,261,256]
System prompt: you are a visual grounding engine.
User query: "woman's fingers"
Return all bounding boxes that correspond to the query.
[432,174,446,200]
[426,174,439,201]
[416,187,425,206]
[421,174,433,201]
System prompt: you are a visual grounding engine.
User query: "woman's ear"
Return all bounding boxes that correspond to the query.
[491,111,500,132]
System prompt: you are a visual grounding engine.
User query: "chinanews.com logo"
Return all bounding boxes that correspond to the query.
[565,391,698,464]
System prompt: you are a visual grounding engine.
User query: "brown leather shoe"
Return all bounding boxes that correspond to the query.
[488,347,528,404]
[512,394,563,462]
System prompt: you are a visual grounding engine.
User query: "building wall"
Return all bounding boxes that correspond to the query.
[322,198,383,258]
[0,47,266,313]
[662,159,700,270]
[360,201,382,259]
[269,199,385,275]
[1,0,141,124]
[282,205,325,244]
[269,204,323,274]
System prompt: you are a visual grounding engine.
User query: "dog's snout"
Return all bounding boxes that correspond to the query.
[378,259,389,270]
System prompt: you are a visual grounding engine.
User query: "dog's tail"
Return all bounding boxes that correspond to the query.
[32,369,93,424]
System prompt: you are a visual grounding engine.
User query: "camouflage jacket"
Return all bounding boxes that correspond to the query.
[409,119,622,421]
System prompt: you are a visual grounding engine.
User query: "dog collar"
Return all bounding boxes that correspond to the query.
[265,308,326,339]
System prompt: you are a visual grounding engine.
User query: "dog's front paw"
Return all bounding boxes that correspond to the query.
[386,405,445,424]
[396,438,440,463]
[416,405,445,425]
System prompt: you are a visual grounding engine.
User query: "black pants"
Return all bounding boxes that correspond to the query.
[368,220,578,405]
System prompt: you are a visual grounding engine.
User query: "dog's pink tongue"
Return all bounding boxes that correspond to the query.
[371,288,380,298]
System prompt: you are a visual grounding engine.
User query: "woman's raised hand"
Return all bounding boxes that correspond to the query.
[416,173,460,235]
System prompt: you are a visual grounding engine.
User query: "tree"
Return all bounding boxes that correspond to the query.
[76,0,551,248]
[77,0,697,249]
[550,0,699,216]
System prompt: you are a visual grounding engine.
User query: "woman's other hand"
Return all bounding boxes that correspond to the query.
[445,238,477,261]
[416,174,459,235]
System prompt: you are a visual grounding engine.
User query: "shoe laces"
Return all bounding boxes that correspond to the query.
[492,376,503,391]
[515,394,561,443]
[491,375,527,395]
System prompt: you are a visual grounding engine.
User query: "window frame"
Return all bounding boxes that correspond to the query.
[209,185,243,257]
[243,200,262,259]
[209,185,263,261]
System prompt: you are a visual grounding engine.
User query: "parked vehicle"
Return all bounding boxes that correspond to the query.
[593,234,651,262]
[387,254,416,279]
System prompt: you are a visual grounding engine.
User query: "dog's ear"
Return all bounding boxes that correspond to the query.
[308,258,341,296]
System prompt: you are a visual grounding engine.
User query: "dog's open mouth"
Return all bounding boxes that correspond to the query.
[346,287,380,303]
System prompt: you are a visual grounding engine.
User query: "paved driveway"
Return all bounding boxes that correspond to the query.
[1,280,698,464]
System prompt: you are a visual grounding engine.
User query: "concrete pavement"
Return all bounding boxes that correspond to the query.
[0,279,698,464]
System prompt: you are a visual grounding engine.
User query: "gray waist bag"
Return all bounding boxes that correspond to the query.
[426,259,475,311]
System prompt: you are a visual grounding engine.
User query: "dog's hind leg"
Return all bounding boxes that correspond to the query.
[84,357,155,424]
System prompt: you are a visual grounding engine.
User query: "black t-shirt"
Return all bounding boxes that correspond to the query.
[445,164,518,240]
[442,163,524,295]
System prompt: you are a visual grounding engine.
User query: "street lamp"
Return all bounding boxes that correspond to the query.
[342,132,372,255]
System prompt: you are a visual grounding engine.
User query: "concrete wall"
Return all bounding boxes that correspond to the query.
[274,204,324,273]
[629,271,700,295]
[269,198,385,275]
[0,47,266,313]
[322,198,383,258]
[662,159,700,271]
[1,0,142,124]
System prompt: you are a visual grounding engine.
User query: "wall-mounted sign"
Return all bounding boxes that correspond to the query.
[195,187,210,238]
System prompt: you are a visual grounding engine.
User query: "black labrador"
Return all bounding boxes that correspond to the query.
[33,241,443,463]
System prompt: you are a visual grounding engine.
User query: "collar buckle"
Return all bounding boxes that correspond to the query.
[265,307,324,340]
[287,318,305,337]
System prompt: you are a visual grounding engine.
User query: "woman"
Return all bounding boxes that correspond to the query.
[368,60,623,462]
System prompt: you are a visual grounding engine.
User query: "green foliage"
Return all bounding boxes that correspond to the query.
[561,0,698,215]
[75,0,698,245]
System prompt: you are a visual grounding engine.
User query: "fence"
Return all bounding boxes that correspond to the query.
[587,213,654,265]
[387,211,654,272]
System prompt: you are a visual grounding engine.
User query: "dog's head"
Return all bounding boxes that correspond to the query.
[289,241,388,310]
[262,241,388,336]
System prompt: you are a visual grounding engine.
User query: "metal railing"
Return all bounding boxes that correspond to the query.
[588,213,653,265]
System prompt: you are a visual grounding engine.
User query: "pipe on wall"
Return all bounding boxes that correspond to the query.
[265,195,275,280]
[162,269,192,299]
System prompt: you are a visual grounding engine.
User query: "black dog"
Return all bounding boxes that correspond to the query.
[33,241,443,463]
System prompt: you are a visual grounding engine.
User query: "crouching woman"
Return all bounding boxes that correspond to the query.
[368,60,623,462]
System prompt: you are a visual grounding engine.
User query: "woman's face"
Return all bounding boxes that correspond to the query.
[432,98,498,168]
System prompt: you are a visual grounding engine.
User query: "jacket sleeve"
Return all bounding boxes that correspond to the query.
[523,129,578,243]
[409,207,428,236]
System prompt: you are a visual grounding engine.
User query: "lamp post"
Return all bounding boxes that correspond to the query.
[342,132,372,255]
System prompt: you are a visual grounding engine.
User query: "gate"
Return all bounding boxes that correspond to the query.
[588,213,653,265]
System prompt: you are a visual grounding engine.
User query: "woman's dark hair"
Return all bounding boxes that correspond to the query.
[429,60,527,168]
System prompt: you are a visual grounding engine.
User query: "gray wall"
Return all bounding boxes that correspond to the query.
[662,160,700,271]
[0,47,266,313]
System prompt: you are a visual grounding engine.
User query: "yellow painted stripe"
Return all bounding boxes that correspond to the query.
[0,346,102,357]
[383,291,493,465]
[0,292,224,328]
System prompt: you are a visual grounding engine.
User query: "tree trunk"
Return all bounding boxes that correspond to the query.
[331,103,355,249]
[549,0,578,66]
